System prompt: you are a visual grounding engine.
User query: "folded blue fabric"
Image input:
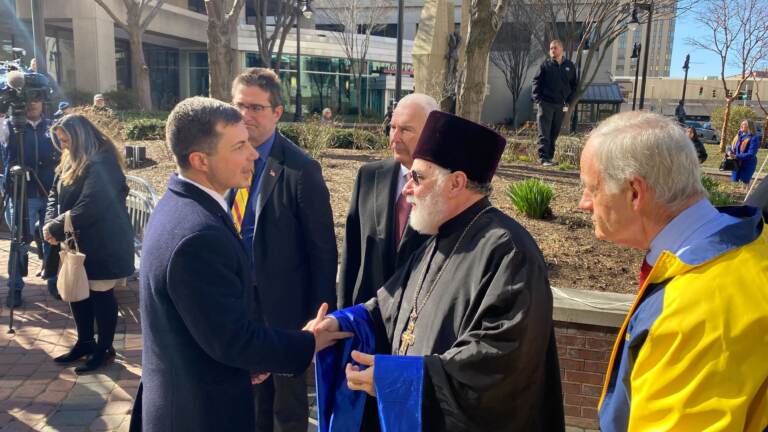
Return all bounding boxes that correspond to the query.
[375,355,423,432]
[315,305,376,432]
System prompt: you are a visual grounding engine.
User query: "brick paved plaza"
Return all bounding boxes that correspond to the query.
[0,235,141,432]
[0,235,324,432]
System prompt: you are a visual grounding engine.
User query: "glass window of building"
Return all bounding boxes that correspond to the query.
[189,52,209,97]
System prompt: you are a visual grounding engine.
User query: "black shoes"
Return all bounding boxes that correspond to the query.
[75,347,116,375]
[54,341,96,364]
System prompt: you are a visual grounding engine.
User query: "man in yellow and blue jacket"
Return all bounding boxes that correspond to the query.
[579,111,768,431]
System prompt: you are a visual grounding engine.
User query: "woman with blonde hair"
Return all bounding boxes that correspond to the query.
[43,114,134,374]
[726,119,761,184]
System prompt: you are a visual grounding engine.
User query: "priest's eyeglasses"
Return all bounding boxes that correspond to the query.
[235,102,273,113]
[409,170,425,186]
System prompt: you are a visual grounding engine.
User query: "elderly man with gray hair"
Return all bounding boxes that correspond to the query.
[338,93,439,311]
[578,111,768,431]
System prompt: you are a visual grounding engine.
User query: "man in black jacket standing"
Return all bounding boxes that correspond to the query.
[532,40,578,166]
[230,68,337,432]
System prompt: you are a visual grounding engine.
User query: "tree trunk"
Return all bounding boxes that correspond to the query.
[207,19,235,101]
[719,99,734,154]
[129,29,152,111]
[455,0,506,122]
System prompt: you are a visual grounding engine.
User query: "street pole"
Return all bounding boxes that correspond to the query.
[395,0,404,102]
[680,54,690,104]
[631,43,641,111]
[30,0,47,75]
[638,2,653,110]
[294,0,302,122]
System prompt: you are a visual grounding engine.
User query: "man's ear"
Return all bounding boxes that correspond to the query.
[628,176,651,211]
[188,152,208,172]
[273,105,284,120]
[448,171,469,197]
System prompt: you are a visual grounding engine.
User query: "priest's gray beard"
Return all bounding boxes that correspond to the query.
[407,180,448,235]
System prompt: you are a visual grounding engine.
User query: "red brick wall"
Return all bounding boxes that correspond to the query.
[554,321,619,430]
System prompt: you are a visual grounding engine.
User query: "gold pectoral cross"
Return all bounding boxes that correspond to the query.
[399,317,416,355]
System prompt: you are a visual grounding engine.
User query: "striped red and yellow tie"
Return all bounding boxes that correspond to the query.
[231,176,252,233]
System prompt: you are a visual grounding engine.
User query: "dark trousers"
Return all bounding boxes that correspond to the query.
[537,101,565,161]
[70,289,118,351]
[253,371,309,432]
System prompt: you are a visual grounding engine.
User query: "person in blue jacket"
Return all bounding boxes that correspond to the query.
[3,97,59,307]
[727,119,761,184]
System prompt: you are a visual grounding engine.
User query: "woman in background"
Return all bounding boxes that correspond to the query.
[686,126,708,163]
[727,119,761,184]
[43,114,134,374]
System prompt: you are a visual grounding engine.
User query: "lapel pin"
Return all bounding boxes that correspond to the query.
[269,170,276,177]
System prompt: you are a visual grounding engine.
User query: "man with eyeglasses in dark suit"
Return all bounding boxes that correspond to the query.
[230,68,337,432]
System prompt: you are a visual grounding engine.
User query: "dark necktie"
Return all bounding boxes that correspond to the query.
[394,176,411,249]
[638,259,652,288]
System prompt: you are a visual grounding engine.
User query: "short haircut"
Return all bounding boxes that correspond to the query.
[166,96,243,170]
[395,93,439,117]
[550,39,563,48]
[586,111,705,208]
[231,68,284,108]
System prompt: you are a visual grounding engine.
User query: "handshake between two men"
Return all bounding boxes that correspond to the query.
[251,304,366,389]
[286,303,376,397]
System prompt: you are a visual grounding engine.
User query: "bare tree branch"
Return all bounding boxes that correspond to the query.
[94,0,128,29]
[687,0,768,150]
[320,0,391,120]
[141,0,167,30]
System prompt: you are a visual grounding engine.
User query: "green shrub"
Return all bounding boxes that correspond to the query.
[700,174,737,206]
[116,111,169,122]
[290,120,336,159]
[278,123,301,144]
[700,174,720,195]
[329,129,356,148]
[60,87,93,106]
[506,179,554,219]
[103,88,139,111]
[125,119,166,141]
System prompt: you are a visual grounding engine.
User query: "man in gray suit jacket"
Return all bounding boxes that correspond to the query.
[231,68,337,432]
[338,93,438,309]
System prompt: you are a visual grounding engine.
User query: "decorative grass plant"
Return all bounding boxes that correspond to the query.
[506,179,555,219]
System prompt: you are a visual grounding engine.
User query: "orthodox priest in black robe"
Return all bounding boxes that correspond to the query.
[312,111,564,432]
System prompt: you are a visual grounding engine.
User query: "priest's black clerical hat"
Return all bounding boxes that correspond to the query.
[413,111,507,184]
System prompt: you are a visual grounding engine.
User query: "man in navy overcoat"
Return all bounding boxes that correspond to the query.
[130,97,347,432]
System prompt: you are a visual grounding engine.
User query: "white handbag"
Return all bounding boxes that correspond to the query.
[57,211,90,302]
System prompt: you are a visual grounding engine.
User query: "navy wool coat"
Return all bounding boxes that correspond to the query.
[133,174,315,432]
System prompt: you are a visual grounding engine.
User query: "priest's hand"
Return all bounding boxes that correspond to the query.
[305,303,352,353]
[346,350,375,397]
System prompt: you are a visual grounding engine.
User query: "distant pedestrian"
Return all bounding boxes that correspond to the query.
[383,102,394,137]
[532,39,578,166]
[686,126,707,163]
[54,101,72,120]
[321,107,334,124]
[675,100,686,124]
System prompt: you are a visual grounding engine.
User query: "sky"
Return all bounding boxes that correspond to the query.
[669,12,741,78]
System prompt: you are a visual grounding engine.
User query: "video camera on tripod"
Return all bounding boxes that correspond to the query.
[1,47,54,329]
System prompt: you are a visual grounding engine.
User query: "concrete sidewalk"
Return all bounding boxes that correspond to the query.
[0,237,142,432]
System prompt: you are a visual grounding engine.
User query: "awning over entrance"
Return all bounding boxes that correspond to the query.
[579,83,625,104]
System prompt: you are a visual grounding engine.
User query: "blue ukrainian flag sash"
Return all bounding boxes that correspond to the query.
[316,305,424,432]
